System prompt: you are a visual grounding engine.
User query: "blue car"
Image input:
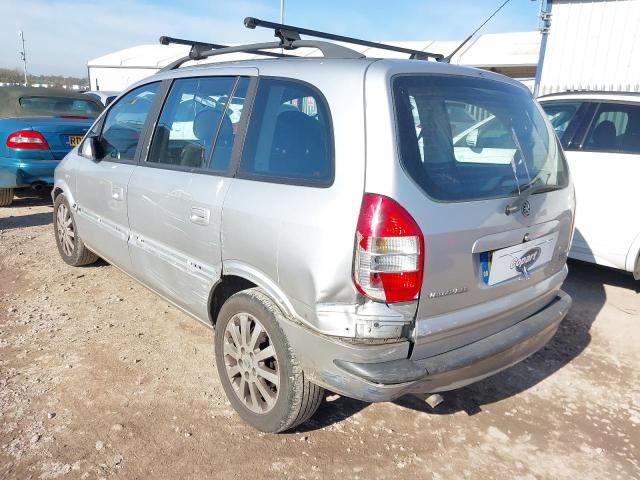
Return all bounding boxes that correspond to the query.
[0,87,103,206]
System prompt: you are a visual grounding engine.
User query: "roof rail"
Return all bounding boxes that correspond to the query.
[159,35,296,71]
[244,17,444,61]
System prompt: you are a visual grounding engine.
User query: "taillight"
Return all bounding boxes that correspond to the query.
[353,193,424,303]
[6,130,49,150]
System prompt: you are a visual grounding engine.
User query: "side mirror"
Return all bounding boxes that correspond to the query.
[80,136,101,161]
[465,129,479,148]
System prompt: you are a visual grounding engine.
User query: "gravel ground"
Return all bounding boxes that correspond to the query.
[1,189,638,480]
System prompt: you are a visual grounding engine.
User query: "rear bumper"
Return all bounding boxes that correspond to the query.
[0,156,59,188]
[282,290,571,402]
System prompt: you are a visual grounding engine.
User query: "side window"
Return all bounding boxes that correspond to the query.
[540,102,582,141]
[147,76,246,170]
[583,103,640,153]
[239,78,333,186]
[99,83,160,162]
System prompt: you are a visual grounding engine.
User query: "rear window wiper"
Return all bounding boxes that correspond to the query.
[505,183,563,215]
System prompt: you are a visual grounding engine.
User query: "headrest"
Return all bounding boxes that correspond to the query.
[592,120,616,149]
[193,108,233,143]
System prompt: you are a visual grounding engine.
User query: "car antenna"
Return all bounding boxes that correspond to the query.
[442,0,512,63]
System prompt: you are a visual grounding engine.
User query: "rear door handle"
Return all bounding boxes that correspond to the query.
[111,186,124,201]
[190,206,210,226]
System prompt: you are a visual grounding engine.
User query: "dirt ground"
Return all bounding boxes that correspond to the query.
[0,189,638,480]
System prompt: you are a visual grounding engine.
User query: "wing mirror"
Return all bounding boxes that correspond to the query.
[465,129,479,148]
[79,136,101,161]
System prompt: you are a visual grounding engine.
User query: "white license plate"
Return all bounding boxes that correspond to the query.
[486,232,559,286]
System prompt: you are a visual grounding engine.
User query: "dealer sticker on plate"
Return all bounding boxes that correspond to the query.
[481,231,559,286]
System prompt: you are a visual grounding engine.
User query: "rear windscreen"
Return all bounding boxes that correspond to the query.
[19,96,103,116]
[392,75,568,202]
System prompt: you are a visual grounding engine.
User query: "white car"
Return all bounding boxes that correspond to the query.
[540,92,640,279]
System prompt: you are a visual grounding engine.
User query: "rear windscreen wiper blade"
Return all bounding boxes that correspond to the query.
[505,183,562,216]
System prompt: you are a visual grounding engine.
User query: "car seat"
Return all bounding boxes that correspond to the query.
[180,108,233,168]
[269,110,326,178]
[591,120,617,150]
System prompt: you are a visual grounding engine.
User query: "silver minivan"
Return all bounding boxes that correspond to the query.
[52,23,574,432]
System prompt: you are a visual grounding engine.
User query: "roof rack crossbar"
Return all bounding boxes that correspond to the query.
[158,35,295,71]
[244,17,444,61]
[159,16,444,71]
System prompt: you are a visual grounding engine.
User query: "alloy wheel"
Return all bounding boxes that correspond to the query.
[222,312,280,414]
[56,203,75,256]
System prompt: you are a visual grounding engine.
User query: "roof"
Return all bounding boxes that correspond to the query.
[0,87,103,118]
[138,56,528,98]
[0,86,94,100]
[87,31,541,70]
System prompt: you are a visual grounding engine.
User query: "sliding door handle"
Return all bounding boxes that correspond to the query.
[111,186,124,201]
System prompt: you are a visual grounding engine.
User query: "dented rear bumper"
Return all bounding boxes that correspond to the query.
[282,290,571,402]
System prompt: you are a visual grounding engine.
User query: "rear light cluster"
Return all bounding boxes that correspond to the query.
[353,193,424,303]
[6,130,49,150]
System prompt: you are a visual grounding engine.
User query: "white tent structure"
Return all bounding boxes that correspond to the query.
[87,31,541,92]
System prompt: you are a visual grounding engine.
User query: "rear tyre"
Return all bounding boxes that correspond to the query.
[0,188,14,207]
[214,287,324,433]
[53,194,98,266]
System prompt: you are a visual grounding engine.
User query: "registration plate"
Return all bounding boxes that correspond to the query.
[65,135,83,147]
[480,232,559,286]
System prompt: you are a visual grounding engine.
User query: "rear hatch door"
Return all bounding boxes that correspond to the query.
[365,68,574,359]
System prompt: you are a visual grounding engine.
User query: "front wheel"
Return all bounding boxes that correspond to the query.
[53,194,98,266]
[0,188,14,207]
[214,288,324,433]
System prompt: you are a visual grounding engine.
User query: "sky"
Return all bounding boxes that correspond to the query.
[0,0,542,77]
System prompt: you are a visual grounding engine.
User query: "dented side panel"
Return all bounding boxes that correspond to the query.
[128,167,231,320]
[221,70,373,337]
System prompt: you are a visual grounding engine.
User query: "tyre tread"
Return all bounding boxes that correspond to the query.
[0,188,14,207]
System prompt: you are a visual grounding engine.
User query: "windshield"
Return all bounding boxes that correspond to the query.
[19,96,102,117]
[540,102,581,139]
[393,75,568,202]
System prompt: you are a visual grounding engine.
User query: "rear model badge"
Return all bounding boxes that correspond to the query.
[428,287,468,299]
[522,200,531,217]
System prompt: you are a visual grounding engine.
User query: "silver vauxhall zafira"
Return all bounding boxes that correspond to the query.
[52,28,574,432]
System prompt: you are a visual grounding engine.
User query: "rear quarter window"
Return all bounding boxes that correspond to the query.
[238,78,333,187]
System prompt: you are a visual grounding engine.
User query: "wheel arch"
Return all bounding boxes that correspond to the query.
[208,261,298,326]
[625,231,640,280]
[52,186,64,201]
[51,181,77,209]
